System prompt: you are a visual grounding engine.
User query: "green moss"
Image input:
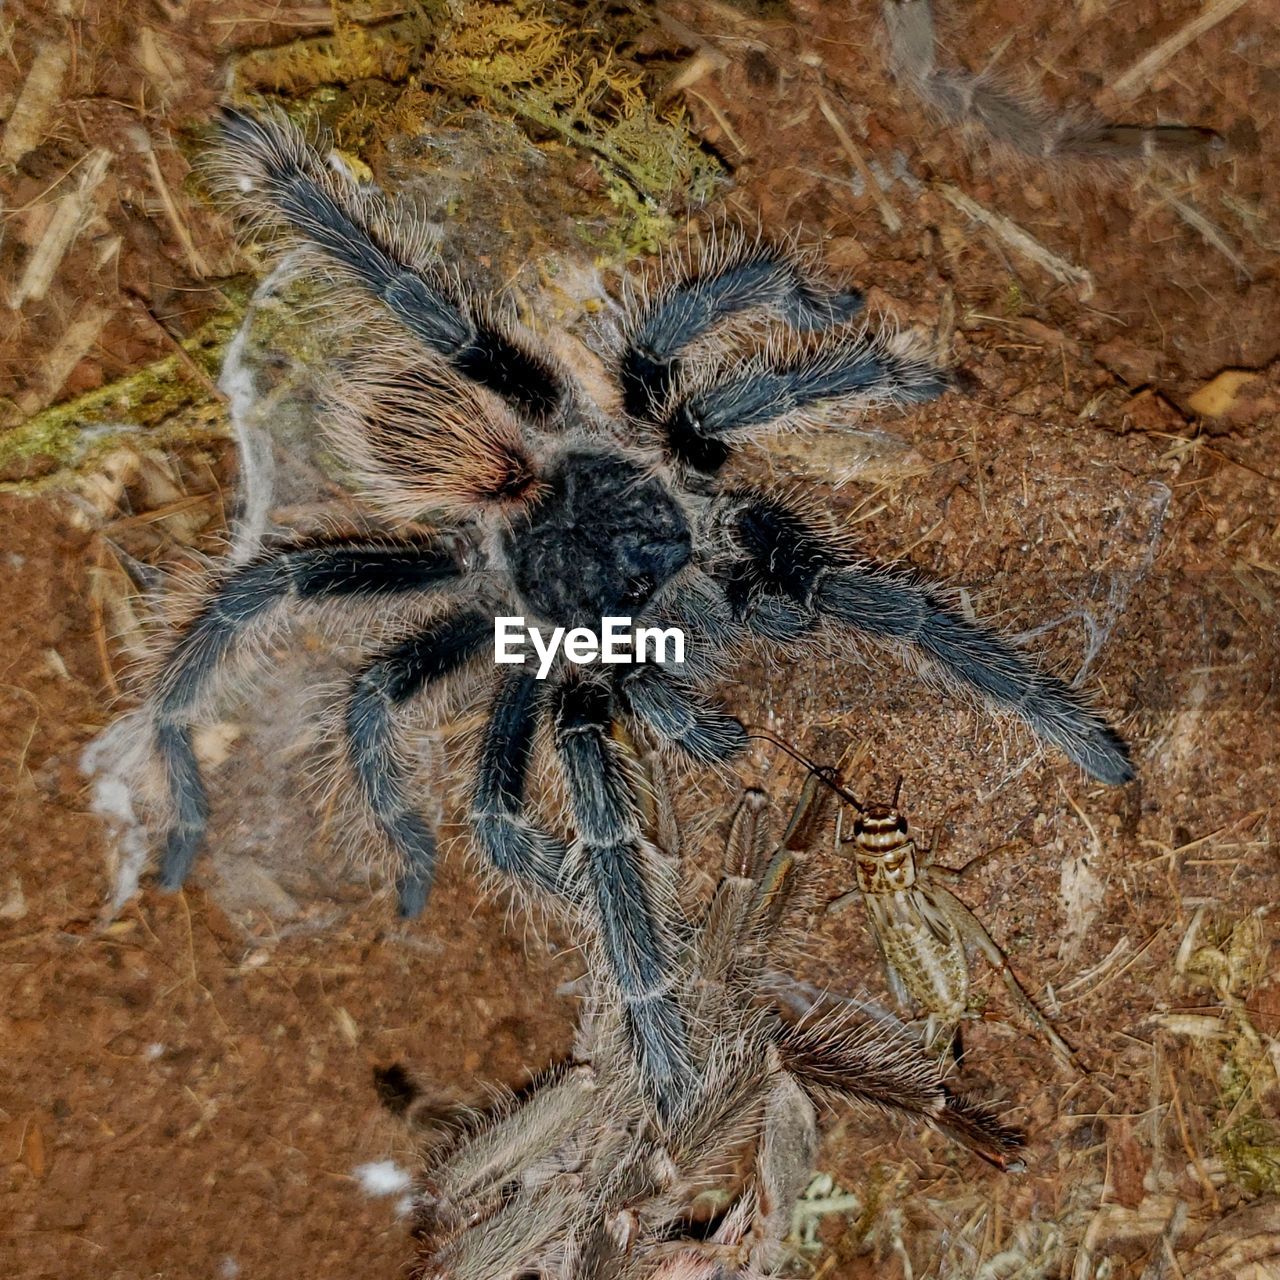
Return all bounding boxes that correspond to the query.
[578,172,675,259]
[1217,1115,1280,1196]
[0,303,243,487]
[19,3,720,490]
[232,11,430,97]
[1213,1030,1280,1196]
[1184,911,1280,1198]
[425,2,722,212]
[230,0,722,261]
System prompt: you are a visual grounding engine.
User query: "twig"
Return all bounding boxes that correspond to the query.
[684,89,749,159]
[1164,1063,1220,1213]
[1143,179,1253,280]
[9,148,112,309]
[935,183,1095,300]
[88,539,122,702]
[1058,937,1130,995]
[817,92,902,234]
[1,42,68,164]
[136,132,212,279]
[1147,430,1278,484]
[1137,1199,1189,1280]
[124,289,225,399]
[1110,0,1254,101]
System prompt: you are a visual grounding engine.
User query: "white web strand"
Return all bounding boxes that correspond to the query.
[81,713,154,921]
[222,254,300,564]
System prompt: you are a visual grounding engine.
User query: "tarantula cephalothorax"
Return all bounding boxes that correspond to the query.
[146,107,1131,1115]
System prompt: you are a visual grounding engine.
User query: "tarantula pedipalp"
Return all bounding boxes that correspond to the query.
[146,106,1131,1117]
[402,768,1022,1280]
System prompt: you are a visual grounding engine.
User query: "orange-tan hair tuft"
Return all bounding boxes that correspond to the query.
[324,339,541,522]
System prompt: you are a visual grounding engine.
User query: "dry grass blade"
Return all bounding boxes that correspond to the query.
[1,42,69,164]
[1144,178,1254,280]
[1109,0,1255,101]
[9,148,113,310]
[935,183,1095,299]
[137,133,212,280]
[13,302,112,418]
[817,92,902,234]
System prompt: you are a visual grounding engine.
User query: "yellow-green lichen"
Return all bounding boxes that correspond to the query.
[1182,910,1280,1198]
[1213,1018,1280,1196]
[231,0,438,97]
[0,303,243,489]
[1217,1114,1280,1196]
[228,0,722,262]
[424,2,721,209]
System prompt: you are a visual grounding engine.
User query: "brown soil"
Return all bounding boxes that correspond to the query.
[2,2,1277,1278]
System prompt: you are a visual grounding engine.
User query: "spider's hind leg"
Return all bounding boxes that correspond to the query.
[552,675,693,1120]
[150,536,464,896]
[343,609,490,915]
[776,1014,1025,1170]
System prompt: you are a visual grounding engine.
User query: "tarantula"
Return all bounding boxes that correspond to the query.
[397,767,1022,1279]
[146,106,1131,1116]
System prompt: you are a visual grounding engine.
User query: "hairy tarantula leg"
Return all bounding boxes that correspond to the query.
[345,610,491,916]
[775,1016,1025,1169]
[425,1063,599,1207]
[724,497,1134,784]
[470,671,574,899]
[152,538,464,893]
[552,677,693,1119]
[620,239,864,424]
[216,108,563,419]
[753,1071,821,1265]
[659,329,947,471]
[616,665,746,764]
[932,1087,1029,1173]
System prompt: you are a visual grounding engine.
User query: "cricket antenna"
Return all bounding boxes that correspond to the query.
[746,728,865,812]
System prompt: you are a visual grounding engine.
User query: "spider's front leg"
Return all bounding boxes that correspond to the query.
[654,324,948,473]
[149,535,465,901]
[551,675,694,1120]
[612,572,749,765]
[719,495,1134,784]
[619,236,865,436]
[217,108,569,421]
[617,665,746,765]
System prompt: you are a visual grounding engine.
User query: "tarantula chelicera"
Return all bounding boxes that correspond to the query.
[147,107,1131,1115]
[396,767,1021,1280]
